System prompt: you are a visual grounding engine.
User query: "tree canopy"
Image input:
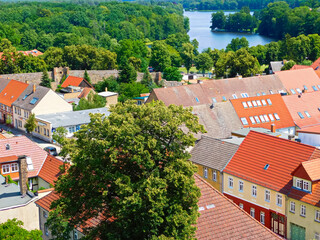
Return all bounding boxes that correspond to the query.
[48,101,205,239]
[73,92,106,111]
[0,219,42,240]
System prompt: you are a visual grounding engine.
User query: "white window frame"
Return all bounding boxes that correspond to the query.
[212,170,217,182]
[2,164,10,174]
[261,99,267,106]
[241,93,249,98]
[228,177,234,189]
[239,203,244,209]
[268,113,275,121]
[254,116,261,124]
[290,201,295,213]
[240,117,249,125]
[203,167,208,179]
[242,102,248,108]
[300,205,306,217]
[256,100,262,106]
[252,100,257,107]
[249,116,256,124]
[247,101,253,108]
[267,99,272,105]
[276,194,282,206]
[252,185,257,197]
[232,94,238,99]
[250,208,255,218]
[259,115,266,123]
[305,111,311,118]
[296,88,302,94]
[263,114,269,122]
[274,113,280,120]
[11,163,19,172]
[44,225,49,236]
[239,180,244,192]
[265,189,270,202]
[296,179,302,189]
[303,181,310,191]
[260,212,265,224]
[315,210,320,222]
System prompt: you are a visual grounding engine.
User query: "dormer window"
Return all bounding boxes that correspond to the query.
[294,177,311,192]
[303,181,309,191]
[5,144,10,150]
[296,179,302,189]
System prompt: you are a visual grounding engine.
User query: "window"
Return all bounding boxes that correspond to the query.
[303,85,308,90]
[26,157,34,171]
[296,88,302,94]
[43,210,48,218]
[252,100,257,107]
[212,97,217,103]
[5,144,10,150]
[303,181,309,191]
[239,203,244,209]
[276,194,282,206]
[268,114,275,121]
[2,164,10,174]
[228,177,234,188]
[312,86,318,91]
[267,99,272,105]
[74,231,78,240]
[261,99,267,106]
[242,102,248,108]
[265,190,270,202]
[241,93,249,98]
[249,116,256,124]
[256,93,261,96]
[315,210,320,222]
[256,100,262,106]
[305,111,311,118]
[232,94,237,99]
[252,185,257,197]
[212,170,217,181]
[296,179,302,189]
[262,92,266,95]
[297,112,304,119]
[195,97,200,103]
[269,90,274,94]
[222,96,227,101]
[290,89,296,94]
[241,117,249,125]
[44,225,49,236]
[239,181,244,192]
[137,100,142,105]
[30,97,39,105]
[259,115,266,123]
[203,167,208,179]
[274,113,280,120]
[254,116,261,124]
[247,101,253,108]
[22,94,28,100]
[260,212,265,224]
[315,232,320,240]
[11,163,18,172]
[301,205,306,217]
[263,114,269,122]
[290,201,295,213]
[250,208,255,218]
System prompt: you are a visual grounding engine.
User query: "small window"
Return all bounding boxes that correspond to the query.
[239,181,244,192]
[239,203,244,209]
[43,211,48,218]
[262,92,266,95]
[232,94,237,99]
[259,115,266,123]
[290,89,296,94]
[228,177,234,188]
[296,179,302,189]
[212,170,217,182]
[304,111,311,118]
[250,208,255,218]
[137,100,142,105]
[276,194,282,206]
[301,205,306,217]
[318,85,320,90]
[2,164,10,174]
[212,97,217,103]
[11,163,18,172]
[312,86,318,91]
[297,112,304,119]
[263,114,269,122]
[290,201,295,213]
[268,114,275,121]
[296,88,302,94]
[242,102,248,108]
[249,116,256,124]
[266,99,272,105]
[252,185,257,197]
[30,97,39,105]
[44,225,49,236]
[252,100,257,107]
[5,144,10,150]
[256,100,262,106]
[303,181,309,191]
[263,164,269,170]
[303,85,308,90]
[261,99,267,106]
[195,97,200,103]
[222,96,227,101]
[316,210,320,222]
[241,93,249,98]
[254,116,261,124]
[260,212,265,224]
[269,90,274,94]
[74,231,78,240]
[274,113,280,120]
[265,190,270,202]
[247,101,253,108]
[203,167,208,179]
[241,117,249,125]
[256,93,261,96]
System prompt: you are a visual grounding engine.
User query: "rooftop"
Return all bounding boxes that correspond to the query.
[270,61,284,72]
[0,80,28,106]
[290,64,312,70]
[98,91,118,98]
[232,127,291,139]
[36,108,110,128]
[61,76,93,88]
[38,155,66,186]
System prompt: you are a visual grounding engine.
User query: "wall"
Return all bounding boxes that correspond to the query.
[33,118,52,142]
[195,164,222,192]
[286,198,320,240]
[106,94,118,107]
[62,92,81,99]
[298,132,320,146]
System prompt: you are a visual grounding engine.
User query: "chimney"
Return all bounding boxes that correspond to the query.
[288,135,294,141]
[25,80,29,84]
[105,87,108,92]
[18,155,28,196]
[33,84,36,93]
[271,124,276,133]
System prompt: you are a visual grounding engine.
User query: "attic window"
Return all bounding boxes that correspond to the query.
[267,99,272,105]
[26,157,34,171]
[252,100,257,107]
[241,93,249,98]
[30,97,39,105]
[22,94,28,100]
[240,117,248,125]
[242,102,248,108]
[304,85,308,90]
[259,115,266,123]
[5,144,10,150]
[312,86,318,91]
[4,93,7,96]
[268,113,275,121]
[274,113,280,120]
[297,112,304,119]
[290,89,296,94]
[262,92,266,95]
[261,99,267,106]
[232,94,237,99]
[256,100,262,106]
[269,90,274,94]
[256,93,261,96]
[249,116,256,124]
[247,101,253,108]
[305,111,311,118]
[317,85,320,90]
[254,116,261,124]
[263,114,270,122]
[263,164,269,170]
[296,88,302,94]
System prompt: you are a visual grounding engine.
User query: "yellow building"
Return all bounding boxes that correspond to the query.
[286,159,320,240]
[190,135,240,192]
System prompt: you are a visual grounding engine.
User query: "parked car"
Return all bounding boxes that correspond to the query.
[44,146,58,156]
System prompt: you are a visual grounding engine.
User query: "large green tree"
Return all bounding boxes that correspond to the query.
[48,101,205,239]
[0,219,42,240]
[163,67,183,81]
[73,92,106,111]
[194,52,213,76]
[40,70,51,88]
[181,43,194,73]
[150,41,172,72]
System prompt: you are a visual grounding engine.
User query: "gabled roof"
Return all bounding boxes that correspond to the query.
[194,174,282,239]
[78,87,94,99]
[230,94,295,130]
[12,85,50,110]
[311,57,320,70]
[35,191,59,212]
[38,155,66,186]
[224,131,320,194]
[190,136,239,171]
[0,78,11,92]
[61,76,93,88]
[290,65,312,70]
[0,136,47,178]
[282,91,320,128]
[297,124,320,134]
[275,68,320,94]
[0,80,28,106]
[0,155,17,163]
[147,75,285,106]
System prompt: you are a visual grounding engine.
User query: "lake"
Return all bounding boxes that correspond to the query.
[184,11,276,52]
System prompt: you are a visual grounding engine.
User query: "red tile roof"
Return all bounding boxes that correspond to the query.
[290,65,312,70]
[194,174,282,239]
[297,124,320,134]
[0,80,28,106]
[315,70,320,79]
[230,94,295,130]
[275,68,320,94]
[78,87,94,99]
[224,131,320,194]
[61,76,84,88]
[0,133,6,139]
[0,49,43,59]
[311,57,320,70]
[0,155,17,163]
[0,136,47,179]
[38,155,66,186]
[35,191,59,212]
[282,91,320,128]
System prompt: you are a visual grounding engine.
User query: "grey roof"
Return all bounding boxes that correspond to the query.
[37,107,110,128]
[270,61,284,73]
[98,91,118,97]
[190,135,239,171]
[232,127,291,139]
[0,175,35,210]
[222,137,244,145]
[0,78,11,92]
[12,85,50,110]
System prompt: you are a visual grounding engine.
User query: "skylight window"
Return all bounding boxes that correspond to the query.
[222,96,227,101]
[256,93,261,96]
[269,90,274,94]
[318,85,320,90]
[256,100,262,106]
[232,94,237,99]
[254,116,261,124]
[262,92,266,95]
[249,116,256,124]
[195,97,200,103]
[240,117,249,125]
[263,114,270,122]
[297,112,304,119]
[242,102,248,108]
[267,99,272,105]
[259,115,266,123]
[252,100,257,107]
[26,157,34,171]
[268,114,275,121]
[296,88,302,94]
[303,85,308,90]
[261,99,267,106]
[263,164,269,170]
[30,97,39,105]
[274,113,280,120]
[22,94,28,100]
[290,89,296,94]
[305,111,311,118]
[312,86,318,91]
[247,101,253,108]
[241,93,249,98]
[212,98,217,103]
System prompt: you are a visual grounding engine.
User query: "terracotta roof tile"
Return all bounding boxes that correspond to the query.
[38,155,66,186]
[78,87,94,99]
[290,65,312,70]
[224,131,320,194]
[0,80,28,106]
[282,91,320,128]
[311,57,320,70]
[0,155,17,163]
[61,76,92,88]
[275,68,320,94]
[295,158,320,181]
[195,174,282,239]
[35,191,59,212]
[230,94,295,130]
[0,133,6,139]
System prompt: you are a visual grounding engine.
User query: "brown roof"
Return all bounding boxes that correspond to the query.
[275,68,320,94]
[78,87,94,99]
[195,174,282,239]
[38,155,66,186]
[35,191,59,211]
[147,75,285,106]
